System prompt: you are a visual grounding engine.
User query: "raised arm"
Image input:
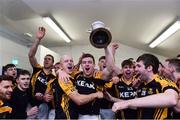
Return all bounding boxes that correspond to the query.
[73,53,84,71]
[28,27,46,67]
[102,43,119,80]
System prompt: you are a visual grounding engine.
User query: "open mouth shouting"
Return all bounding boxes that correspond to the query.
[103,65,106,69]
[85,67,90,71]
[125,70,131,74]
[67,66,73,70]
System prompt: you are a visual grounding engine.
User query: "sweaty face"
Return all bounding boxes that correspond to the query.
[81,57,95,77]
[43,56,54,69]
[16,75,30,91]
[0,81,13,101]
[98,59,106,71]
[61,55,74,74]
[122,65,134,79]
[5,67,17,79]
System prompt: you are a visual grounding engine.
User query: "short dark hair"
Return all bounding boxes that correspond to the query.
[0,75,14,83]
[81,53,95,64]
[177,54,180,58]
[99,56,105,62]
[137,54,159,74]
[128,58,134,61]
[45,54,54,63]
[16,70,31,79]
[166,58,180,73]
[4,64,16,72]
[121,59,134,68]
[54,62,60,66]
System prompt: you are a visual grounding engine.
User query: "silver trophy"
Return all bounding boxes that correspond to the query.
[90,21,111,48]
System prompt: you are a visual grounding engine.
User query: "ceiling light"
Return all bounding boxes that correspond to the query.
[24,32,33,38]
[149,20,180,48]
[43,16,71,43]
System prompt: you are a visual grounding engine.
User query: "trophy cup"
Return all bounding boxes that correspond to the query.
[90,21,112,48]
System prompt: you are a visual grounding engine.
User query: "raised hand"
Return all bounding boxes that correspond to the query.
[111,43,119,56]
[73,52,85,71]
[36,27,46,40]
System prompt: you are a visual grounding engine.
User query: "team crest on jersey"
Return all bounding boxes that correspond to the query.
[148,88,153,95]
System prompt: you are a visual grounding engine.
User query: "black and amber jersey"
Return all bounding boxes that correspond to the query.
[30,64,55,105]
[100,84,116,109]
[172,82,180,119]
[47,77,78,119]
[137,74,179,119]
[115,76,138,119]
[74,71,110,115]
[0,100,12,119]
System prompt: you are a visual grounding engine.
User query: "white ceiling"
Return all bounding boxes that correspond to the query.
[0,0,180,57]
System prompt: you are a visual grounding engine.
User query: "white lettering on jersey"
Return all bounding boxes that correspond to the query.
[37,76,48,85]
[77,80,95,89]
[119,91,136,98]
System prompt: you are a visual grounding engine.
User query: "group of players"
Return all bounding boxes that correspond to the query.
[0,27,180,119]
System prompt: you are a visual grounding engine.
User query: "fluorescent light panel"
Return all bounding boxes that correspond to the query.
[43,17,71,43]
[149,20,180,48]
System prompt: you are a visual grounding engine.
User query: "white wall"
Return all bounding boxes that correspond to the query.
[37,45,60,66]
[0,35,31,72]
[0,33,167,74]
[0,35,60,74]
[50,42,168,68]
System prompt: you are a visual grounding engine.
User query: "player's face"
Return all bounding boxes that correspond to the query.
[98,59,106,71]
[81,57,95,77]
[5,67,17,79]
[54,63,61,72]
[122,65,134,79]
[163,61,175,80]
[135,61,148,81]
[43,56,54,69]
[0,81,13,100]
[16,74,30,91]
[61,56,74,74]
